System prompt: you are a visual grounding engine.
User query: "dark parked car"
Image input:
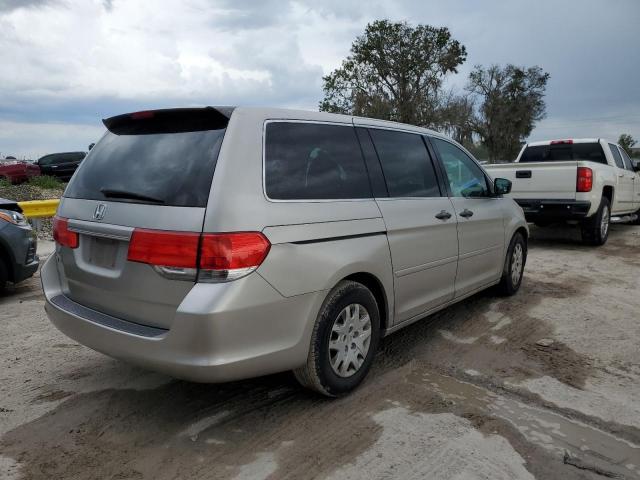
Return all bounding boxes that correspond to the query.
[0,198,38,292]
[37,152,86,181]
[0,159,41,184]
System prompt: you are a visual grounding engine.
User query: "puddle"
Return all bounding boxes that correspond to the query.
[414,371,640,478]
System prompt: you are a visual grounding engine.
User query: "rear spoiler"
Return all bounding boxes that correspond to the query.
[0,197,22,213]
[103,107,235,135]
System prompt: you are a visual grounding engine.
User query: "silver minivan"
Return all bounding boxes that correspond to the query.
[42,107,528,396]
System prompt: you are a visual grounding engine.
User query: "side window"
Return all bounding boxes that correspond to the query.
[608,143,625,169]
[368,128,441,198]
[265,122,372,200]
[619,147,634,171]
[355,127,388,197]
[431,137,489,198]
[38,155,53,166]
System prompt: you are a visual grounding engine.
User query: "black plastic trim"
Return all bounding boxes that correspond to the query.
[291,231,386,245]
[50,294,168,338]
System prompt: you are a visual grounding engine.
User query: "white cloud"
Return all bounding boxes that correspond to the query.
[0,120,102,159]
[0,0,639,156]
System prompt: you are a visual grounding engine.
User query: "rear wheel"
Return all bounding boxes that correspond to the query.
[496,232,527,296]
[294,280,380,397]
[581,197,610,246]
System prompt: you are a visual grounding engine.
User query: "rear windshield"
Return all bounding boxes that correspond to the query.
[519,143,607,164]
[65,114,226,207]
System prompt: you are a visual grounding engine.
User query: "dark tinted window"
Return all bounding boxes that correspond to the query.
[432,137,489,198]
[355,127,388,197]
[608,144,625,169]
[519,143,607,164]
[265,122,371,200]
[619,148,635,171]
[368,129,440,197]
[65,130,225,207]
[38,152,85,166]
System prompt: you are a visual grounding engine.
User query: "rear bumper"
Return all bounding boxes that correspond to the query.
[41,254,325,383]
[515,199,591,222]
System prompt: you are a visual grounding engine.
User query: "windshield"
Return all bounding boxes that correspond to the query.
[519,143,607,164]
[65,129,226,207]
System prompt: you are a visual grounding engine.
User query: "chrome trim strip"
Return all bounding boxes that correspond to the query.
[67,218,133,241]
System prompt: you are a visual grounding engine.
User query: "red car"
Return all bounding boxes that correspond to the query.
[0,158,41,184]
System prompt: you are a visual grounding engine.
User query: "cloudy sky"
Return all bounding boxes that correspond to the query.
[1,0,638,159]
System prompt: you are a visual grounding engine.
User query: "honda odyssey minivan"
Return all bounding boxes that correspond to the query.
[42,107,528,396]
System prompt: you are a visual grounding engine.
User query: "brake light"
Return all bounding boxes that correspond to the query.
[199,233,270,281]
[127,229,270,282]
[576,167,593,192]
[127,229,200,268]
[551,139,573,145]
[53,216,79,249]
[130,110,154,120]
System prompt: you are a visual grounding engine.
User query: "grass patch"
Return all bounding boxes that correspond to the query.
[27,175,61,189]
[0,177,11,189]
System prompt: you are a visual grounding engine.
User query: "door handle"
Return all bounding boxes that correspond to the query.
[435,210,452,220]
[459,209,474,218]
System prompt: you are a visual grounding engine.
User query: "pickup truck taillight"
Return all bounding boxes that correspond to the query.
[127,229,270,283]
[576,167,593,192]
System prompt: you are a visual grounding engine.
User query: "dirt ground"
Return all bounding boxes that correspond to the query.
[1,224,639,480]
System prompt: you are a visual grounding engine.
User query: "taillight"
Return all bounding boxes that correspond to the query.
[576,167,593,192]
[551,139,573,145]
[127,229,270,283]
[128,229,200,268]
[53,216,79,249]
[199,232,271,282]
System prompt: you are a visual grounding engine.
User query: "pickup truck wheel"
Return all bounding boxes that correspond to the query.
[0,257,8,294]
[497,232,527,296]
[631,208,640,225]
[293,280,380,397]
[581,197,610,246]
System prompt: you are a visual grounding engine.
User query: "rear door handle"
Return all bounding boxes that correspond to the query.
[459,209,474,218]
[435,210,452,220]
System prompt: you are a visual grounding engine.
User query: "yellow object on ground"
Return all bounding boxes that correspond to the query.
[17,199,60,218]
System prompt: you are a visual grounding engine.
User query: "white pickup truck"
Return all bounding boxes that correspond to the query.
[485,139,640,245]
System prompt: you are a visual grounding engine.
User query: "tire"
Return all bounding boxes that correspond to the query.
[294,280,381,397]
[496,232,527,296]
[0,257,8,294]
[581,197,611,246]
[631,208,640,225]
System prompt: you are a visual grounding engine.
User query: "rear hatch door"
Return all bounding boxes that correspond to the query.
[56,108,230,329]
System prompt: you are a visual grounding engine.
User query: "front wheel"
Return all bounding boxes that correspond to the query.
[0,257,8,294]
[496,232,527,296]
[581,197,610,246]
[294,280,381,397]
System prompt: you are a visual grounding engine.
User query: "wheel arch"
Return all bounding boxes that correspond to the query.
[342,272,390,333]
[0,237,15,282]
[602,185,614,206]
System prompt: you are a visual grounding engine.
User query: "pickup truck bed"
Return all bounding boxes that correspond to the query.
[485,161,593,222]
[485,138,640,245]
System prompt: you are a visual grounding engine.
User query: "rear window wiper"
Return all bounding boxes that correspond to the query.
[100,188,165,204]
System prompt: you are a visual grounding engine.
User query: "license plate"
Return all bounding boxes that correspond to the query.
[88,236,118,268]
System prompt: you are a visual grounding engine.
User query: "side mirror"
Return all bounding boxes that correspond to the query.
[494,178,512,195]
[632,159,640,172]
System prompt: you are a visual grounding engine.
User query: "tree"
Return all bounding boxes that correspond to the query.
[320,20,467,127]
[466,64,550,162]
[618,134,636,156]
